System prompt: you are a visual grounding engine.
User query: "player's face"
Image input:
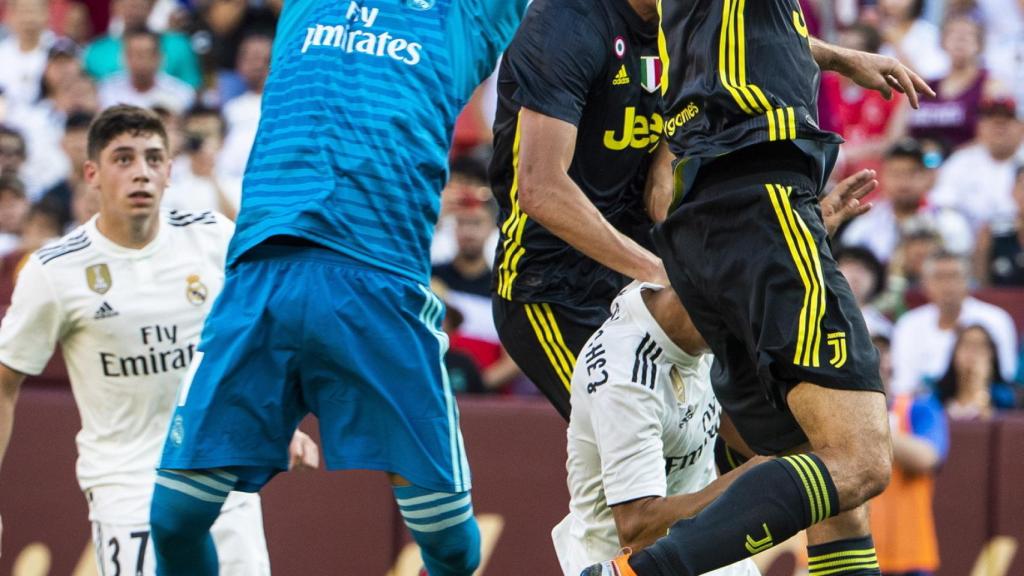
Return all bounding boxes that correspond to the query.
[85,132,170,221]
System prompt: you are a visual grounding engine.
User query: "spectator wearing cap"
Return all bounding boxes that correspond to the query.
[837,246,894,339]
[0,0,55,109]
[98,27,196,115]
[975,163,1024,285]
[891,250,1018,395]
[841,138,972,262]
[931,96,1023,231]
[83,0,201,88]
[0,176,28,256]
[906,14,1001,152]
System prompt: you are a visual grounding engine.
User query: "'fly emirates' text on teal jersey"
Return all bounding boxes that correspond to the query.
[229,0,526,282]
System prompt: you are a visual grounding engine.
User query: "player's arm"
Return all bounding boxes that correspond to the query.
[611,454,771,551]
[644,143,675,224]
[0,364,27,475]
[808,37,935,109]
[517,109,666,284]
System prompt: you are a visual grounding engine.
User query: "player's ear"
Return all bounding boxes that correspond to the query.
[83,160,99,187]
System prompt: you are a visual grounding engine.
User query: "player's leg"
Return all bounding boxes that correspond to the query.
[209,492,271,576]
[151,248,308,575]
[391,473,481,576]
[594,152,887,575]
[93,521,157,576]
[301,254,480,575]
[493,298,603,420]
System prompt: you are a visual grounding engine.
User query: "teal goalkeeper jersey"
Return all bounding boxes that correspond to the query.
[228,0,526,281]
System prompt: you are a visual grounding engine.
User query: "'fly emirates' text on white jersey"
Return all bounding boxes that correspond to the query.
[552,283,760,576]
[0,210,254,524]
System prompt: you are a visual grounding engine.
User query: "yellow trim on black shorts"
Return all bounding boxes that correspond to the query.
[766,184,826,368]
[496,111,530,300]
[524,303,577,392]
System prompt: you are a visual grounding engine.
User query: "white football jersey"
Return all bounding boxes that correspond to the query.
[552,283,759,576]
[0,210,253,524]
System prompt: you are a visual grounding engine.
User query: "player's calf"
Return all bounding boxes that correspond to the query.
[150,469,235,576]
[393,482,480,576]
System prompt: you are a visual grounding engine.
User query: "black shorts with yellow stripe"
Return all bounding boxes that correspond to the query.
[492,298,604,421]
[653,142,882,455]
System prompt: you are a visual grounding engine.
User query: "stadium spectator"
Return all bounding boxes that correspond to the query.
[869,333,949,576]
[935,324,1020,418]
[438,298,487,395]
[891,250,1018,395]
[0,0,55,109]
[0,126,26,181]
[38,110,91,229]
[0,203,61,308]
[84,0,201,88]
[985,0,1024,120]
[98,27,196,114]
[36,36,81,104]
[164,106,239,218]
[841,139,972,262]
[0,176,27,256]
[907,14,1001,152]
[837,246,894,338]
[198,0,280,74]
[432,194,521,391]
[218,32,271,180]
[432,154,497,265]
[832,23,907,180]
[930,96,1023,231]
[975,164,1024,285]
[877,0,949,79]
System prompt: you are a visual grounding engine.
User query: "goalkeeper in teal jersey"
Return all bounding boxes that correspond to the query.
[150,1,526,574]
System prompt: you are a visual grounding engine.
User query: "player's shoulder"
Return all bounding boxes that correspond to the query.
[165,209,220,228]
[33,224,94,269]
[521,0,613,37]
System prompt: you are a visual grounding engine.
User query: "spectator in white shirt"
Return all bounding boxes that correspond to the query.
[877,0,950,79]
[842,138,972,262]
[891,250,1018,395]
[219,33,272,181]
[98,28,195,115]
[930,96,1023,231]
[164,106,240,219]
[0,176,28,257]
[0,0,54,109]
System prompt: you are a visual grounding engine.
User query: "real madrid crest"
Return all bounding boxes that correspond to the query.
[85,263,112,294]
[186,274,208,306]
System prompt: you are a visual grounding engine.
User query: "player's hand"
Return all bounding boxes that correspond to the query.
[288,430,320,472]
[834,48,935,109]
[820,169,877,238]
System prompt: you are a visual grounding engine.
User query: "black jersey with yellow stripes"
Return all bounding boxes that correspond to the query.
[489,0,662,310]
[657,0,842,183]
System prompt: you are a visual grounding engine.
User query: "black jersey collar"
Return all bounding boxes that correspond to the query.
[611,0,659,39]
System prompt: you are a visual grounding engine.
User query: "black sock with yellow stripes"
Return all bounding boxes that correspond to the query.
[628,454,839,576]
[807,536,880,575]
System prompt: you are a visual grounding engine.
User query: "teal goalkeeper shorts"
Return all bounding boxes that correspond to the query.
[159,242,472,494]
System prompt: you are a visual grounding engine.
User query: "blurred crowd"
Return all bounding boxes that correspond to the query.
[0,0,1020,572]
[0,0,1019,411]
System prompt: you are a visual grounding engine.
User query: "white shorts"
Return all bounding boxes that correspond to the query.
[91,493,270,576]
